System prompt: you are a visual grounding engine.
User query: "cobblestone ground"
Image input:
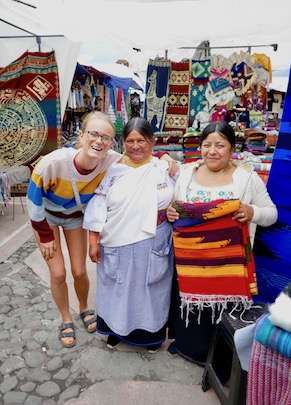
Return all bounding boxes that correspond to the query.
[0,239,203,405]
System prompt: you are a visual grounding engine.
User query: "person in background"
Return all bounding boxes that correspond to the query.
[167,121,277,369]
[83,117,176,352]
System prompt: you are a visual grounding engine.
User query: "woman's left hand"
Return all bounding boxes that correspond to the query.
[233,203,254,223]
[160,154,179,177]
[167,205,180,222]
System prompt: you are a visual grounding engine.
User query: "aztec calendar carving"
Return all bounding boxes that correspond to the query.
[0,89,48,166]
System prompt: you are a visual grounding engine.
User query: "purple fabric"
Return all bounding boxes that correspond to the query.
[178,227,243,245]
[177,257,246,266]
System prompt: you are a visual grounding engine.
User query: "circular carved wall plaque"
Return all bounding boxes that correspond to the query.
[0,89,48,167]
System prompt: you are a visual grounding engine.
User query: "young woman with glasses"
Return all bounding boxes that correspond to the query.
[27,111,177,349]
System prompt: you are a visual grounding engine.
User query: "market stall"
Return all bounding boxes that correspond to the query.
[144,50,283,181]
[61,62,144,149]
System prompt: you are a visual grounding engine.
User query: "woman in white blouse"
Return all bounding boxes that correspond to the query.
[83,117,175,352]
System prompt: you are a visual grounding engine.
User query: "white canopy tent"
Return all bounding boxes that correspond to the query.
[0,0,80,118]
[1,0,291,102]
[34,0,291,92]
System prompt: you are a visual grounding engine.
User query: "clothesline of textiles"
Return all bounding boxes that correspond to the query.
[146,51,280,166]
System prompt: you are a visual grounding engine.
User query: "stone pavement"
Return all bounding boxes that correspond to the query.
[0,201,220,405]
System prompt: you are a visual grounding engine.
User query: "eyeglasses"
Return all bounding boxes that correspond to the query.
[86,130,113,144]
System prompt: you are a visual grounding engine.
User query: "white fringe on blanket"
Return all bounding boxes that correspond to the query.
[179,294,253,326]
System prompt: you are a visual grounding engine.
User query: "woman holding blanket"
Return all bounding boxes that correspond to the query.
[167,121,277,368]
[83,117,175,352]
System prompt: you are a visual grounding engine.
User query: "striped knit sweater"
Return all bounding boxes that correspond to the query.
[27,147,121,242]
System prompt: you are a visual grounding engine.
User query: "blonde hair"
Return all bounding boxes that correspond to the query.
[80,111,115,132]
[76,111,115,148]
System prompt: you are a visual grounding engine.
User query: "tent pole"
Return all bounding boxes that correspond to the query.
[0,17,37,36]
[0,35,65,38]
[179,43,278,52]
[0,19,64,52]
[36,36,41,52]
[0,34,65,53]
[11,0,36,8]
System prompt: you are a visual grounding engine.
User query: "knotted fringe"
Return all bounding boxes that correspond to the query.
[180,294,253,326]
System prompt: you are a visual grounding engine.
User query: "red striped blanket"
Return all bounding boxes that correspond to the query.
[173,199,258,322]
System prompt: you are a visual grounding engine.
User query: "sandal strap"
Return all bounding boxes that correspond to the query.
[59,322,75,332]
[83,318,96,328]
[80,309,95,320]
[59,330,75,338]
[80,310,96,327]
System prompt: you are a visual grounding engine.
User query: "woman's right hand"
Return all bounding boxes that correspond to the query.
[89,243,101,263]
[167,205,180,222]
[89,231,101,263]
[40,240,56,261]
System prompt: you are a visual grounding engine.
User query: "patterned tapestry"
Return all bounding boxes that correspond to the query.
[253,67,291,303]
[231,61,256,97]
[164,61,191,133]
[188,59,210,127]
[0,51,61,167]
[144,58,170,133]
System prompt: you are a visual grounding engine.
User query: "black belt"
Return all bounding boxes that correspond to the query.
[45,209,83,219]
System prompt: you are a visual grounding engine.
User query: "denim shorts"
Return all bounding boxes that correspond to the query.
[46,211,84,230]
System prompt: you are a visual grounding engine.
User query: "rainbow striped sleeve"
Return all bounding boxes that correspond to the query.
[27,168,47,222]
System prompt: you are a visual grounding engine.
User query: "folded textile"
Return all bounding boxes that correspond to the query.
[172,199,257,324]
[247,340,291,405]
[255,314,291,358]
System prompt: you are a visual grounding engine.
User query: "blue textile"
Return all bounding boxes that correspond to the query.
[74,63,90,84]
[267,66,291,221]
[104,75,142,93]
[253,254,291,303]
[255,314,291,358]
[173,217,202,230]
[144,60,170,133]
[255,224,291,265]
[253,66,291,304]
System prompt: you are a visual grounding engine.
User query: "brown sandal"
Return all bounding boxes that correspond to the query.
[58,322,76,348]
[80,309,97,333]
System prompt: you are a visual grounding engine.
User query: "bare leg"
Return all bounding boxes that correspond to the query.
[64,227,96,332]
[33,228,75,346]
[64,227,88,311]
